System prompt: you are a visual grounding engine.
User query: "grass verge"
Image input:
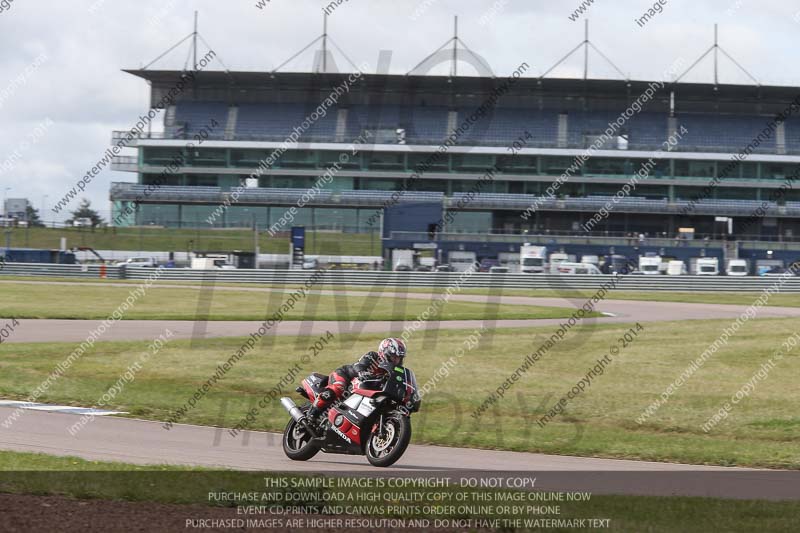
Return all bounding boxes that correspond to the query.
[0,319,798,468]
[2,227,381,255]
[3,276,798,308]
[0,282,590,321]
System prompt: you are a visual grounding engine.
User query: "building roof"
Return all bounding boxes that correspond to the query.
[124,69,800,113]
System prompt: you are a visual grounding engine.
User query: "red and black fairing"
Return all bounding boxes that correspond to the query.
[319,375,387,454]
[322,402,367,454]
[296,372,328,402]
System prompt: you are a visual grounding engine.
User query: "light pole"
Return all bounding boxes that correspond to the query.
[3,187,10,252]
[41,195,48,226]
[2,187,10,219]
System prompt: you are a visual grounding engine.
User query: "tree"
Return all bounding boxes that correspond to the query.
[68,198,104,227]
[25,205,44,227]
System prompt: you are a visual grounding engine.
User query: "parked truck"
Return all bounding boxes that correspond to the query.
[448,250,478,272]
[726,259,749,276]
[695,257,719,275]
[666,260,687,275]
[638,255,662,275]
[391,249,415,271]
[520,244,547,273]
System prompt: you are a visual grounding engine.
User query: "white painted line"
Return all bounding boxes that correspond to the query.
[0,400,126,416]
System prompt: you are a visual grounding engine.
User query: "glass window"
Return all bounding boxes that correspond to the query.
[584,158,627,176]
[496,155,537,174]
[524,181,543,195]
[181,204,222,226]
[674,160,715,178]
[362,178,400,191]
[366,152,404,171]
[444,211,492,233]
[142,147,184,166]
[762,164,797,180]
[452,154,494,171]
[185,174,218,186]
[231,149,272,168]
[142,173,180,186]
[674,186,701,200]
[277,150,316,169]
[318,150,360,170]
[635,185,669,199]
[651,158,670,179]
[227,206,268,227]
[714,160,741,180]
[410,179,447,192]
[508,181,524,194]
[409,152,448,173]
[717,188,758,200]
[137,204,179,226]
[185,148,226,167]
[271,176,314,189]
[541,156,579,176]
[740,162,758,179]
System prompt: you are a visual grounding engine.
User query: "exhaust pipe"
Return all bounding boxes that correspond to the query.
[280,397,306,423]
[281,397,321,439]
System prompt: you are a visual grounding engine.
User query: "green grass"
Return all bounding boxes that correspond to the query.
[0,282,587,321]
[0,450,196,472]
[4,275,799,308]
[1,318,798,469]
[2,226,381,255]
[0,451,798,532]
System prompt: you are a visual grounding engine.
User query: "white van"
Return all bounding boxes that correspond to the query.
[115,257,157,267]
[548,252,575,273]
[554,262,602,275]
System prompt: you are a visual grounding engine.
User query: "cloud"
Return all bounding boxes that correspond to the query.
[0,0,795,221]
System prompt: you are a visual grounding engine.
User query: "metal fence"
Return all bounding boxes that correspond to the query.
[2,263,799,292]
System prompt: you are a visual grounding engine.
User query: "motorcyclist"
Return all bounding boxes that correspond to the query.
[306,338,407,423]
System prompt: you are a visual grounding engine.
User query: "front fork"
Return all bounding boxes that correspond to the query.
[378,414,388,439]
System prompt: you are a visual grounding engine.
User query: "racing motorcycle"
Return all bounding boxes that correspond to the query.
[280,361,420,467]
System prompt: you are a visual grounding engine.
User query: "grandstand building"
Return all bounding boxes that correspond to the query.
[109,67,800,257]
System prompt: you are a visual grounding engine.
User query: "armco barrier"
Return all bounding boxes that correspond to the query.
[1,263,799,292]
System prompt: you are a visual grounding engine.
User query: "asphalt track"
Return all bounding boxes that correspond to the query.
[5,296,800,343]
[3,406,799,500]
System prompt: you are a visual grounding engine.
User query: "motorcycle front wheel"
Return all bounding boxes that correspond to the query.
[282,405,320,461]
[365,414,411,467]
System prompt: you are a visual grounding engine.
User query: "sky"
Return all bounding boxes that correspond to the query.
[0,0,798,222]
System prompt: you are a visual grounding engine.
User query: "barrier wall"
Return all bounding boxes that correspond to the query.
[1,263,799,292]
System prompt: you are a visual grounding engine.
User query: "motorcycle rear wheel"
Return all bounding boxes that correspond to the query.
[366,415,411,467]
[282,406,320,461]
